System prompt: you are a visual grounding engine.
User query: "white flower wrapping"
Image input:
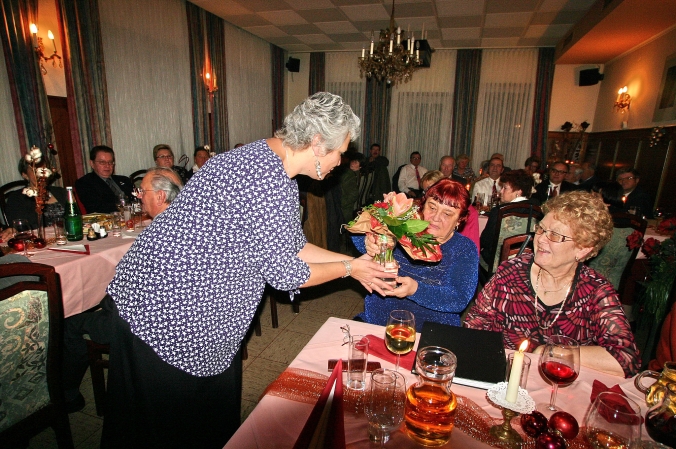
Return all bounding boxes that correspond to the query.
[36,167,52,178]
[22,187,38,197]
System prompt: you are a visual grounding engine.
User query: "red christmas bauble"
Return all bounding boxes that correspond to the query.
[8,238,24,251]
[48,143,54,149]
[549,411,579,440]
[521,411,549,438]
[535,430,567,449]
[33,237,47,249]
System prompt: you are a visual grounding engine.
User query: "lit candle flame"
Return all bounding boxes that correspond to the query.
[519,340,528,352]
[30,23,38,34]
[47,30,54,40]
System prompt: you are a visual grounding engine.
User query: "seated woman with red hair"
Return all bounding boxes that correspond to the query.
[353,179,479,330]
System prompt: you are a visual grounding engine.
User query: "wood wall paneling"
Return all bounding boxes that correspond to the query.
[47,96,77,188]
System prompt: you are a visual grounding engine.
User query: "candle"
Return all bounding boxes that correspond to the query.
[622,195,627,204]
[370,36,374,55]
[397,33,400,46]
[361,47,365,58]
[389,37,393,54]
[30,23,38,46]
[47,30,56,52]
[505,340,528,403]
[466,183,470,191]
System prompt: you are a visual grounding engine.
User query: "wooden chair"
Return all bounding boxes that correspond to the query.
[587,212,647,292]
[0,180,28,226]
[0,263,74,449]
[480,203,543,280]
[130,169,147,187]
[499,233,534,265]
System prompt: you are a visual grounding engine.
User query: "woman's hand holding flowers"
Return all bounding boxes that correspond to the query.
[350,254,398,295]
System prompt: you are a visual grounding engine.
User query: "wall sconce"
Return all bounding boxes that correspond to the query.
[29,23,62,75]
[614,86,631,113]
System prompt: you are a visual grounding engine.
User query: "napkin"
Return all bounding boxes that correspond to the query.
[590,380,642,425]
[47,244,90,255]
[366,334,416,371]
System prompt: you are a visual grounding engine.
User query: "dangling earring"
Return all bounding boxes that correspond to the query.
[314,156,323,180]
[574,255,580,262]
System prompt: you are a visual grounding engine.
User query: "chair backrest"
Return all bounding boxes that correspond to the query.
[0,263,64,433]
[499,233,534,265]
[481,203,544,275]
[587,212,647,291]
[0,180,28,227]
[357,170,374,211]
[130,169,147,188]
[391,164,406,194]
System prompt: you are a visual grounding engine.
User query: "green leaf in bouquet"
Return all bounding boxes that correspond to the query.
[403,219,429,234]
[382,216,401,227]
[389,225,405,240]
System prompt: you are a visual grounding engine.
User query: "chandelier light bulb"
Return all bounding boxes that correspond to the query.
[30,23,38,34]
[47,30,54,40]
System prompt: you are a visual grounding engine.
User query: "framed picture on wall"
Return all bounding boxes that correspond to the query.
[653,52,676,122]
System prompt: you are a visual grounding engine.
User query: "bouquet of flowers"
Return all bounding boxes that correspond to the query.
[23,145,57,216]
[657,217,676,236]
[344,192,441,262]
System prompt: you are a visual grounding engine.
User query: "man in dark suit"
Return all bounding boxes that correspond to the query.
[439,156,468,184]
[75,145,133,213]
[577,162,601,191]
[532,161,575,203]
[617,168,653,218]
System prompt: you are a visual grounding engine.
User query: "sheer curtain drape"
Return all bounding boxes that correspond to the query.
[325,52,365,151]
[0,38,20,185]
[99,0,193,176]
[224,22,272,146]
[472,48,538,171]
[387,49,456,177]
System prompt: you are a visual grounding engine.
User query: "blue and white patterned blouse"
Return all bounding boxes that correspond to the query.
[107,140,311,377]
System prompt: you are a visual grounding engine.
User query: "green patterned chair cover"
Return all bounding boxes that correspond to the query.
[588,227,634,290]
[480,215,539,273]
[0,290,50,432]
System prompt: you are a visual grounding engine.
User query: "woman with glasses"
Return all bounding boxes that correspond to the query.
[153,144,190,185]
[465,191,639,378]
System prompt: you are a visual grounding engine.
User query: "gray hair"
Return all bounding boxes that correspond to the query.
[274,92,360,155]
[146,167,183,204]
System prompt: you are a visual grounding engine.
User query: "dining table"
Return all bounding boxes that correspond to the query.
[225,316,651,449]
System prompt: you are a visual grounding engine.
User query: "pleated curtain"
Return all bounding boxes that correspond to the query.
[270,44,285,133]
[308,52,325,95]
[56,0,111,178]
[363,77,391,160]
[387,49,456,177]
[530,48,556,161]
[325,52,365,152]
[451,49,482,160]
[471,48,538,172]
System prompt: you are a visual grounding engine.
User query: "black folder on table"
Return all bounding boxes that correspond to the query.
[412,322,507,390]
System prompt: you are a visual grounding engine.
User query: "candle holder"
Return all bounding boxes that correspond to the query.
[487,382,535,447]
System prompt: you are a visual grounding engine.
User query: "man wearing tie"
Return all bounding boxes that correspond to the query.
[471,157,504,206]
[532,161,575,203]
[75,145,134,213]
[398,152,428,198]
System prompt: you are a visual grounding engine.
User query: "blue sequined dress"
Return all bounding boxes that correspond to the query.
[353,232,478,331]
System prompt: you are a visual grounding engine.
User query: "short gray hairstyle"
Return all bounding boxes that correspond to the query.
[146,167,183,204]
[274,92,360,155]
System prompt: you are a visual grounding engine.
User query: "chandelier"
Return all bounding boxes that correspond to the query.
[357,0,422,85]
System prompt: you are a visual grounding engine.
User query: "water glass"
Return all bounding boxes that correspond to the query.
[506,353,531,389]
[347,335,369,391]
[365,369,407,446]
[112,213,122,237]
[53,218,67,245]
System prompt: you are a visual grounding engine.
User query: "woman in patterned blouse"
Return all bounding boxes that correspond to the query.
[465,191,640,378]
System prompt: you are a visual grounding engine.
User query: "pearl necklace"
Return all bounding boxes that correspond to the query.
[534,266,575,330]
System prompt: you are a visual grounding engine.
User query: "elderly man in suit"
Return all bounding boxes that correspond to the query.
[532,161,575,203]
[74,146,133,213]
[577,162,600,191]
[439,156,467,183]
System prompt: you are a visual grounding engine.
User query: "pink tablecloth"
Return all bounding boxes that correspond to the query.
[226,317,647,449]
[28,231,138,317]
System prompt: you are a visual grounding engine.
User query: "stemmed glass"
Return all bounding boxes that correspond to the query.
[385,310,415,371]
[585,391,642,449]
[364,369,407,447]
[538,335,580,416]
[12,218,34,258]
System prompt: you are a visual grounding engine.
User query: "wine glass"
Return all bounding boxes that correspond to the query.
[585,391,642,449]
[385,310,415,371]
[12,218,34,258]
[538,335,580,415]
[364,369,407,447]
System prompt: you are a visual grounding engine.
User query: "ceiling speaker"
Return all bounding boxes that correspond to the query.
[286,57,300,73]
[579,68,604,86]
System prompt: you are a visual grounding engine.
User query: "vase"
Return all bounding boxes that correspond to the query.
[374,235,398,288]
[36,211,44,240]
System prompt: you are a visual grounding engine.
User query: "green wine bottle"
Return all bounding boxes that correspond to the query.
[65,187,84,241]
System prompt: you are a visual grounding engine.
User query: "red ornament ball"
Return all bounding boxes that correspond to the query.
[521,411,549,438]
[33,237,47,249]
[535,430,567,449]
[549,411,579,440]
[48,143,54,149]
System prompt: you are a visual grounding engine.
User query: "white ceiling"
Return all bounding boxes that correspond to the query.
[190,0,598,52]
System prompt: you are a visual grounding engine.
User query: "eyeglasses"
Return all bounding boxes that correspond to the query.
[135,188,157,197]
[549,168,568,175]
[94,160,115,166]
[534,224,574,243]
[156,155,174,160]
[617,176,635,182]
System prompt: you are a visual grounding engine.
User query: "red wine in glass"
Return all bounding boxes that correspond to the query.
[538,335,580,415]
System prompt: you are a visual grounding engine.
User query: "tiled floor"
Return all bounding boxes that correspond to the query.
[26,278,366,448]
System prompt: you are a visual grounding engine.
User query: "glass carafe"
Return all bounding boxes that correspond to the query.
[635,361,676,407]
[645,383,676,448]
[374,234,398,288]
[404,346,458,447]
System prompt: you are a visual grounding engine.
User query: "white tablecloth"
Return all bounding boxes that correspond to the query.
[226,317,648,449]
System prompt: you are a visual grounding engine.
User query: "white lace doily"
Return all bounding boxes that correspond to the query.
[486,382,535,414]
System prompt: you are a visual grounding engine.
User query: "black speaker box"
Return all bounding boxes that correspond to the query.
[579,68,604,86]
[286,57,300,73]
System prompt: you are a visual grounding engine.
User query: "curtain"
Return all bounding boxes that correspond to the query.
[451,49,482,161]
[224,21,272,146]
[186,2,228,153]
[308,52,324,95]
[325,52,365,151]
[99,0,193,177]
[56,0,111,178]
[0,0,53,156]
[530,47,556,161]
[0,36,21,184]
[363,77,391,161]
[387,49,456,177]
[271,44,284,133]
[472,48,538,172]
